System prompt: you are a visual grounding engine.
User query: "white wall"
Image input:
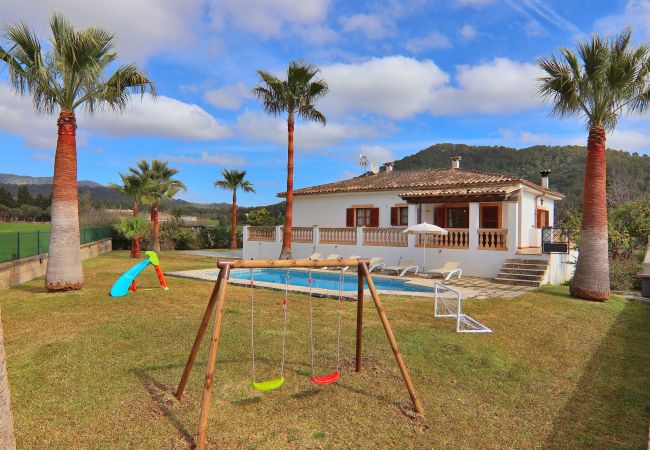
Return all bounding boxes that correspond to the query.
[293,191,409,227]
[519,188,556,249]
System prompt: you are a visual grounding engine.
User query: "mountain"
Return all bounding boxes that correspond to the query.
[392,143,650,209]
[0,173,101,188]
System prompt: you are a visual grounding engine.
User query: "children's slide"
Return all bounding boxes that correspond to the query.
[110,258,152,297]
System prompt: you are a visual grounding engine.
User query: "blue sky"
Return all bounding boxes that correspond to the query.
[1,0,649,206]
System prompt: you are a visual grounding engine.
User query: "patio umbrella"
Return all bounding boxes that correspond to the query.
[402,222,448,271]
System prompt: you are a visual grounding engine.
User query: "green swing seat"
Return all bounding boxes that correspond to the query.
[252,376,285,392]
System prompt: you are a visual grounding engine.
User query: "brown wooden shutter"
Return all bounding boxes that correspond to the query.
[390,207,398,226]
[369,208,379,227]
[536,209,549,228]
[346,208,355,227]
[435,207,446,227]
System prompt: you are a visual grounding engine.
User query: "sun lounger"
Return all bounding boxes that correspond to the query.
[339,255,360,271]
[307,252,322,260]
[322,254,341,269]
[384,259,419,276]
[426,262,462,280]
[368,257,385,272]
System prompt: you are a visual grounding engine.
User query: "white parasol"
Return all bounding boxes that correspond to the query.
[402,222,448,270]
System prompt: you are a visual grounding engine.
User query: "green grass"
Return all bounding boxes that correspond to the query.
[0,222,50,232]
[1,251,649,448]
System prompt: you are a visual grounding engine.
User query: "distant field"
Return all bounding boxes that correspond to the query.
[0,222,50,233]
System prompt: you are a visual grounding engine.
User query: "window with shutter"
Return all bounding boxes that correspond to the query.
[435,207,446,227]
[369,208,379,227]
[346,208,354,227]
[480,205,499,229]
[390,207,398,226]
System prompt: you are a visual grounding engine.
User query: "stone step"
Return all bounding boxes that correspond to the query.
[502,263,549,271]
[497,272,543,281]
[494,277,542,287]
[506,258,550,265]
[499,267,547,276]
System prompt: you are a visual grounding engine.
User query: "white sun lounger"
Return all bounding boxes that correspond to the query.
[307,252,322,260]
[426,262,462,280]
[321,254,341,269]
[368,257,385,272]
[384,259,419,277]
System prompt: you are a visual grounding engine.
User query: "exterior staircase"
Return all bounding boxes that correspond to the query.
[495,258,549,287]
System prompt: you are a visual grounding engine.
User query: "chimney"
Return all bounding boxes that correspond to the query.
[384,161,394,172]
[450,156,462,169]
[540,169,551,189]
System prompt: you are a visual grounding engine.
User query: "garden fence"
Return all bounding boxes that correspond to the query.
[0,226,113,263]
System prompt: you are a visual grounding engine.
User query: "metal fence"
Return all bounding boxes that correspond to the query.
[0,226,113,263]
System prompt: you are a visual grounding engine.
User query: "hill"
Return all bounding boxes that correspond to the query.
[393,143,650,209]
[0,173,100,188]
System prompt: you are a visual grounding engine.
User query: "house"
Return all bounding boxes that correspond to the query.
[243,156,576,286]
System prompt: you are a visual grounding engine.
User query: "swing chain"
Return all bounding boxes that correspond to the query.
[249,269,256,383]
[308,269,315,375]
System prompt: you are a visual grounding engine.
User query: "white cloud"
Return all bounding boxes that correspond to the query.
[0,85,230,147]
[0,0,202,63]
[235,110,379,149]
[459,24,477,40]
[32,152,54,163]
[213,0,331,38]
[405,32,451,53]
[340,14,394,40]
[293,24,339,44]
[320,56,449,119]
[358,144,394,164]
[157,151,246,167]
[204,83,251,110]
[595,0,650,41]
[608,128,650,153]
[89,96,231,140]
[428,58,542,115]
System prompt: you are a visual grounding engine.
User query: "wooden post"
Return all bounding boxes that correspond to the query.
[196,263,231,450]
[360,264,423,414]
[175,272,224,400]
[355,262,365,372]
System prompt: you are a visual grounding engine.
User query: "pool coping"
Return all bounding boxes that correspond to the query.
[167,267,477,299]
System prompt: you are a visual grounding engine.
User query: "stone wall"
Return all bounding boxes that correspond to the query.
[0,238,112,289]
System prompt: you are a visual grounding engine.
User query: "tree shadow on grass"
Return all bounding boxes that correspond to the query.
[131,368,194,448]
[544,301,650,448]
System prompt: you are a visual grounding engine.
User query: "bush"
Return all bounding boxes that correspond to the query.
[610,257,643,291]
[200,226,242,249]
[160,218,201,250]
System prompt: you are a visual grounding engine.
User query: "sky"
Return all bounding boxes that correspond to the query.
[1,0,649,206]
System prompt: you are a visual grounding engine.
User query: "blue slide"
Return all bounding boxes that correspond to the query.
[110,259,151,297]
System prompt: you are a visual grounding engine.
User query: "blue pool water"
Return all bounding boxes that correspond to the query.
[225,269,433,293]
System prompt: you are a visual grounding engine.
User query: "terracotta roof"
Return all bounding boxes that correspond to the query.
[400,184,520,198]
[282,167,564,199]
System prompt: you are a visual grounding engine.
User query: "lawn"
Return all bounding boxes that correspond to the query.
[1,251,649,448]
[0,222,50,232]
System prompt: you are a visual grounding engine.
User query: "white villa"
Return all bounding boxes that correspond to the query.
[243,157,576,286]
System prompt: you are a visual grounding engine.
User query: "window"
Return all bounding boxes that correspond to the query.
[480,205,500,229]
[390,206,409,226]
[447,207,469,228]
[346,207,379,227]
[536,209,550,228]
[434,205,469,228]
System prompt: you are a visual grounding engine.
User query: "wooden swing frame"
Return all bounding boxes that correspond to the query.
[174,258,423,449]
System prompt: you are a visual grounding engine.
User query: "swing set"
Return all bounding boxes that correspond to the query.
[174,258,423,450]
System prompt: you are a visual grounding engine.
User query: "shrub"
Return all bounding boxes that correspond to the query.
[200,226,242,249]
[609,257,642,291]
[160,218,201,250]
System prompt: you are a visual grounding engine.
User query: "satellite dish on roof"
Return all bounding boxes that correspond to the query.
[370,163,379,174]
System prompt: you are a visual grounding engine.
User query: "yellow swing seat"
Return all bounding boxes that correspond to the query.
[252,376,285,392]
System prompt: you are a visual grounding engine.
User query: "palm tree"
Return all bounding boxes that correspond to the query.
[129,160,186,253]
[0,14,154,291]
[214,169,255,249]
[538,28,650,301]
[252,60,328,259]
[116,217,150,258]
[109,173,151,258]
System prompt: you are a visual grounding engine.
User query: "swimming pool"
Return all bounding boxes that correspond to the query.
[225,268,433,294]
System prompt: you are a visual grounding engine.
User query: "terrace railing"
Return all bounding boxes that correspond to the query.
[291,226,313,243]
[319,227,357,245]
[363,227,408,247]
[477,228,508,250]
[416,228,469,249]
[247,226,276,242]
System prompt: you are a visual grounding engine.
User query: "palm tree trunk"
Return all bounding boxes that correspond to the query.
[45,110,84,291]
[0,309,16,449]
[570,125,610,301]
[131,202,139,258]
[151,204,160,253]
[279,113,294,259]
[230,190,238,249]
